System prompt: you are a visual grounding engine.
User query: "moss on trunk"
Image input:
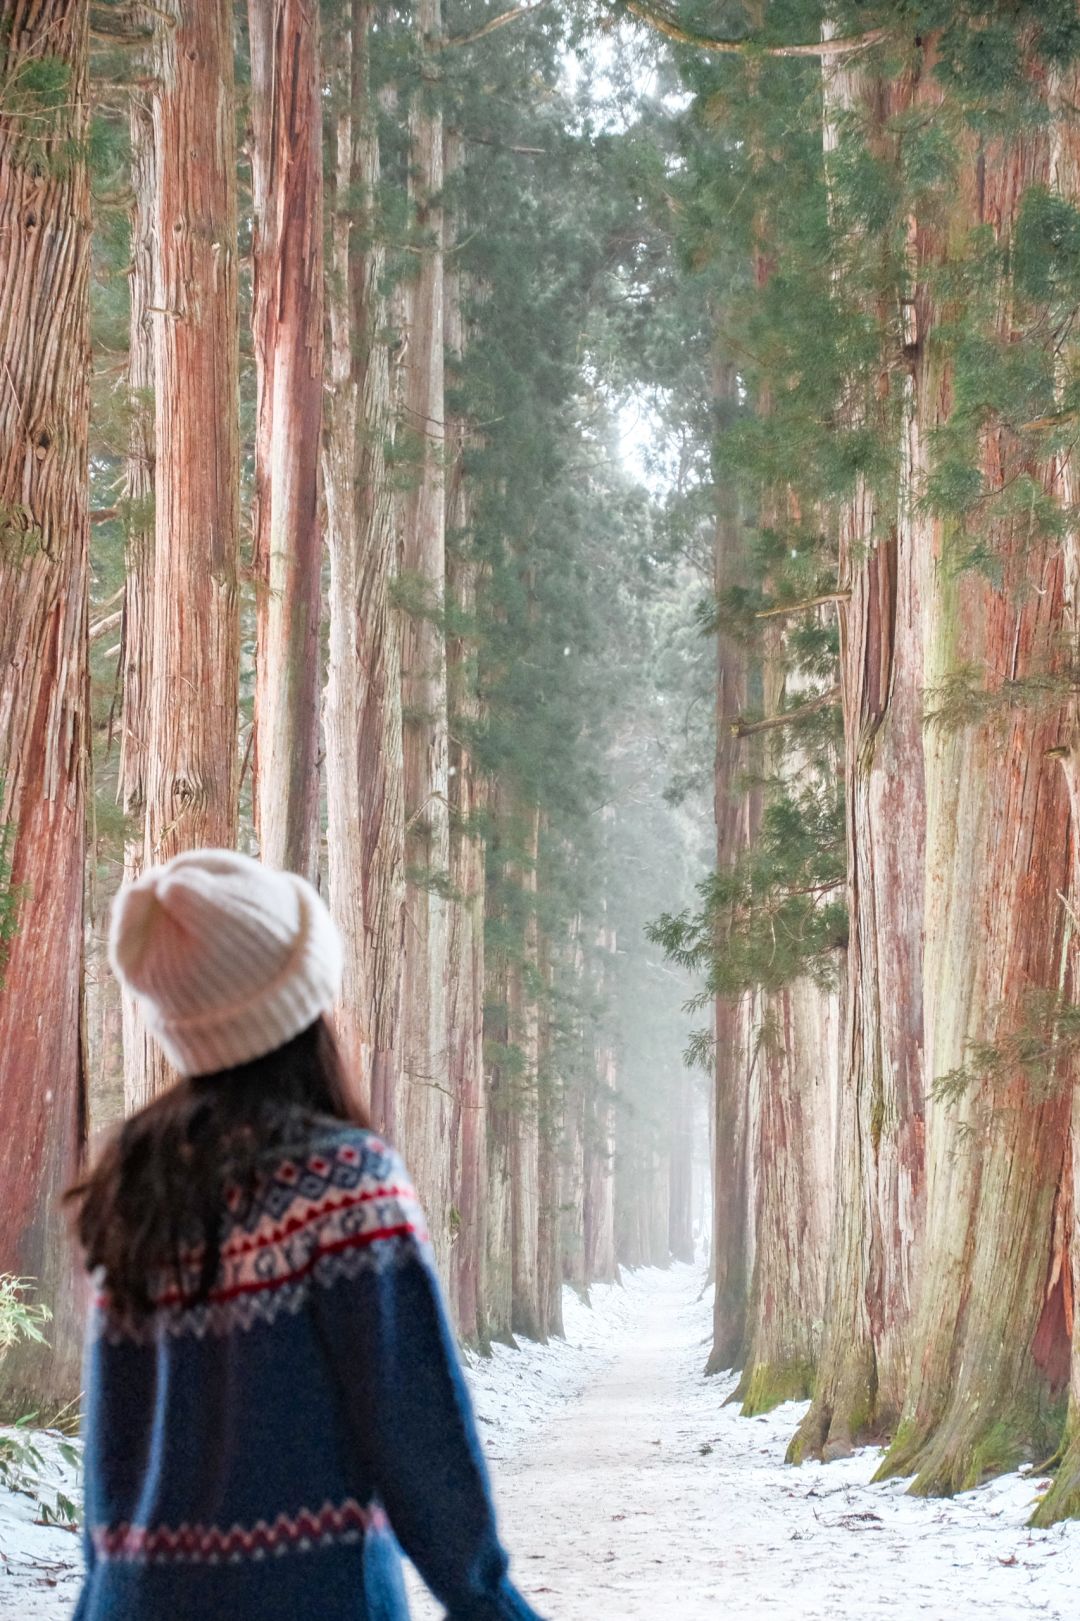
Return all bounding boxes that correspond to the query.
[736,1359,815,1418]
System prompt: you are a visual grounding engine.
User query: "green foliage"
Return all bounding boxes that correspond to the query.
[931,989,1080,1112]
[1014,189,1080,309]
[649,778,846,1003]
[0,1418,81,1530]
[927,985,1076,1154]
[0,500,44,565]
[0,1278,80,1529]
[0,49,77,175]
[0,1275,50,1352]
[0,810,23,991]
[924,662,1080,732]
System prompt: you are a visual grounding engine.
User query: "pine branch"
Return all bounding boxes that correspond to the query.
[89,608,123,645]
[732,685,840,738]
[755,591,850,620]
[1019,407,1080,432]
[619,0,887,58]
[462,131,546,156]
[442,0,551,49]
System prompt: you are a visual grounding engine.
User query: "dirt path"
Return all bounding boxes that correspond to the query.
[412,1265,1080,1620]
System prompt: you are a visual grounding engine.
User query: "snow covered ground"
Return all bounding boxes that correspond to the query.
[5,1264,1080,1617]
[409,1265,1080,1620]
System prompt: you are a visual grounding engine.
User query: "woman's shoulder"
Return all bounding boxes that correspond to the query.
[259,1117,411,1190]
[233,1120,429,1261]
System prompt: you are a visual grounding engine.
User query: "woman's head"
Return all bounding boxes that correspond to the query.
[110,847,344,1076]
[69,851,366,1315]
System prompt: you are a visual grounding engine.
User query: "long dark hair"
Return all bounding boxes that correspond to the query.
[67,1017,369,1317]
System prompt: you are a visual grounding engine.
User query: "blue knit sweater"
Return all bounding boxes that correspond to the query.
[74,1123,546,1621]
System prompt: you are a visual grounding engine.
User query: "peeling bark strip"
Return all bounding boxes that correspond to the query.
[248,0,323,880]
[323,0,405,1121]
[0,0,91,1412]
[399,0,453,1270]
[1032,64,1080,1531]
[119,76,157,1112]
[136,0,240,1105]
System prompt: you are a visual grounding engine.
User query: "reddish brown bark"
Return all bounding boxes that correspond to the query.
[0,0,91,1411]
[708,360,753,1372]
[739,980,838,1414]
[1032,67,1080,1528]
[118,82,157,1110]
[510,806,543,1339]
[444,161,488,1340]
[322,0,405,1119]
[248,0,324,879]
[880,61,1073,1493]
[791,59,927,1461]
[137,0,241,1107]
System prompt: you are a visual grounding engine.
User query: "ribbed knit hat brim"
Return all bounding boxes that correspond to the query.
[109,850,344,1077]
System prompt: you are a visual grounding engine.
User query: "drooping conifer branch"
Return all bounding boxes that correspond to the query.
[731,686,841,738]
[442,0,551,50]
[754,591,849,620]
[619,0,887,59]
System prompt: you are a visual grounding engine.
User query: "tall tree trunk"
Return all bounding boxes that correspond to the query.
[510,805,543,1340]
[444,149,487,1339]
[669,1064,696,1263]
[118,83,157,1111]
[248,0,323,879]
[399,0,452,1264]
[708,357,753,1372]
[585,918,618,1286]
[0,0,91,1412]
[791,54,928,1461]
[536,931,564,1337]
[880,70,1073,1494]
[137,0,241,1108]
[322,0,405,1119]
[1030,64,1080,1530]
[738,977,838,1413]
[560,917,588,1292]
[482,793,514,1343]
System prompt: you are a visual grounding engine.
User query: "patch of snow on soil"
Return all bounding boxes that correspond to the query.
[7,1267,1080,1618]
[0,1428,82,1616]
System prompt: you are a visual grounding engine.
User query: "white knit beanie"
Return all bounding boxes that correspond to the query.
[108,849,344,1077]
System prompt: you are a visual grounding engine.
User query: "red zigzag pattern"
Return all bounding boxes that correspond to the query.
[94,1498,389,1564]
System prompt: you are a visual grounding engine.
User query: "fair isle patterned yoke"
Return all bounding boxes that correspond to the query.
[93,1129,431,1346]
[93,1498,389,1565]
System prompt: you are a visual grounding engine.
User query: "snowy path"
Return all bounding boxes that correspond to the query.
[414,1265,1080,1620]
[6,1264,1080,1617]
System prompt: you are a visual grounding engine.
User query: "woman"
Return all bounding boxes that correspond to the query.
[70,848,545,1621]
